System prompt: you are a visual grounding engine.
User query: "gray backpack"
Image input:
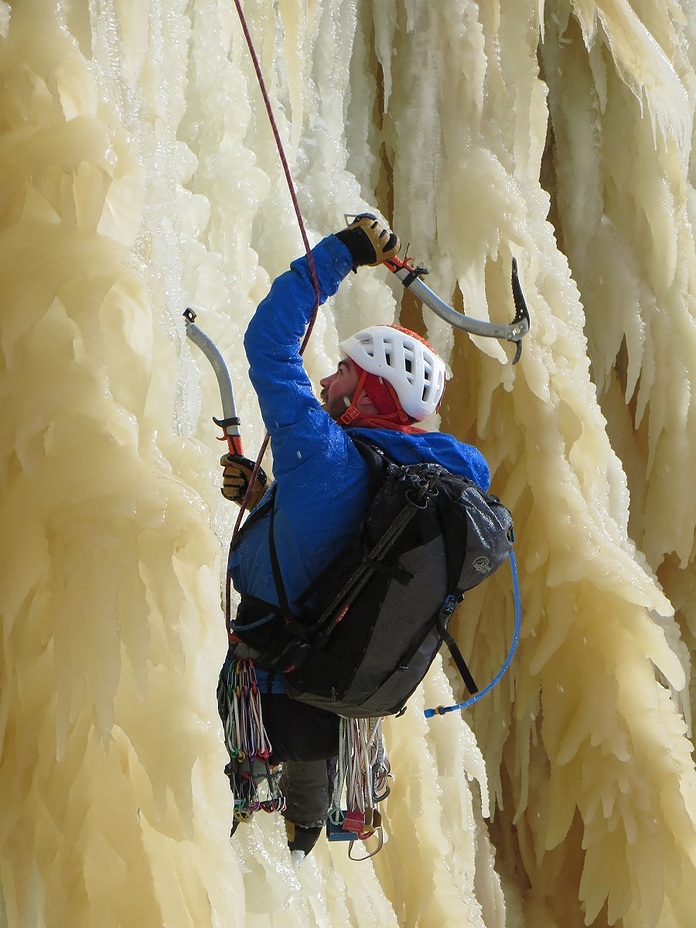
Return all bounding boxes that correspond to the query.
[229,440,514,718]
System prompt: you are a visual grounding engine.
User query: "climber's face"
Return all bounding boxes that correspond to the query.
[319,359,360,419]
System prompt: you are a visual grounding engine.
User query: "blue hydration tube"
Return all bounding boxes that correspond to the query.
[424,549,521,718]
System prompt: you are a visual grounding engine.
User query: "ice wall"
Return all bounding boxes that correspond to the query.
[1,1,696,927]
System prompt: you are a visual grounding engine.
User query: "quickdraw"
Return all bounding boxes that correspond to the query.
[217,658,285,829]
[327,717,391,860]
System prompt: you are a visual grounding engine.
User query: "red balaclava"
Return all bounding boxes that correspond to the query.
[337,363,426,433]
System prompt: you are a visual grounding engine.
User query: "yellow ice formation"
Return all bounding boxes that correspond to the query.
[1,1,696,927]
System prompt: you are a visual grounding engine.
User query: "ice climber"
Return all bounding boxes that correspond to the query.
[218,214,491,858]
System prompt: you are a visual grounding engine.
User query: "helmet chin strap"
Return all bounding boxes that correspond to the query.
[337,369,411,427]
[337,369,369,426]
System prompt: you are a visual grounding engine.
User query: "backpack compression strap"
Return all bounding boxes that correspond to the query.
[435,595,479,696]
[432,488,481,697]
[426,549,521,717]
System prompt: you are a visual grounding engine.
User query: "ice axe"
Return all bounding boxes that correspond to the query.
[183,306,269,540]
[386,254,530,364]
[183,307,243,456]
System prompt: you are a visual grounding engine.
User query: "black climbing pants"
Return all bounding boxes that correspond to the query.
[260,693,340,829]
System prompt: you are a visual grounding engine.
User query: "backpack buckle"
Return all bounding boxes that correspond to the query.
[438,594,459,622]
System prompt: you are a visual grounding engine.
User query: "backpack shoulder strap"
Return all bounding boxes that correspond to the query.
[347,436,393,487]
[253,437,389,628]
[266,490,292,617]
[229,484,277,552]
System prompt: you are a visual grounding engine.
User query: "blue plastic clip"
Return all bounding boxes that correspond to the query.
[326,817,360,842]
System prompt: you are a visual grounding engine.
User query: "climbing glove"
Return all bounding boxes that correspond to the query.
[336,213,400,268]
[220,454,268,508]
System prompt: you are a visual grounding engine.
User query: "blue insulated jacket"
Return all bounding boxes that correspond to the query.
[229,235,490,693]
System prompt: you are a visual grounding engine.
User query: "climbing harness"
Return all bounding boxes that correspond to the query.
[386,254,531,364]
[327,717,391,860]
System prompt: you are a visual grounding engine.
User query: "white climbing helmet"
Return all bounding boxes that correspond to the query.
[339,324,447,421]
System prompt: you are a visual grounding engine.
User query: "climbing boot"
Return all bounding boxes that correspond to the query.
[285,820,323,858]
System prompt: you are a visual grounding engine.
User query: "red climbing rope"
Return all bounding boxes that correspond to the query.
[232,0,321,352]
[228,2,322,555]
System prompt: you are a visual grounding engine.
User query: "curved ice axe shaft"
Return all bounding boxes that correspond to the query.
[183,308,243,456]
[387,256,530,364]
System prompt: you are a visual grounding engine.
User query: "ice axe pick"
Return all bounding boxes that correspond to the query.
[386,255,530,364]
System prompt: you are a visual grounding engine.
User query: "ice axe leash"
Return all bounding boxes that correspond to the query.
[386,254,530,363]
